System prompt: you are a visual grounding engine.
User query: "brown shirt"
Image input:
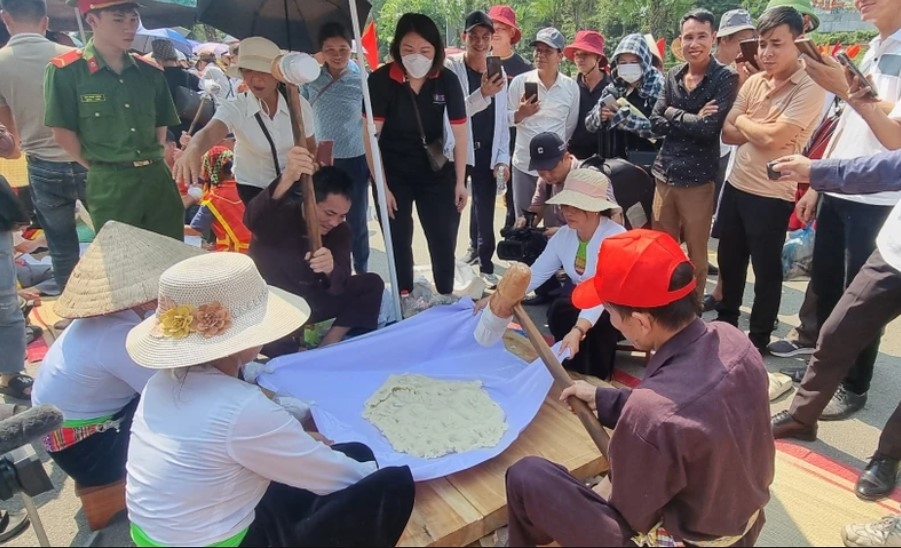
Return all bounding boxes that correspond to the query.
[728,67,825,201]
[244,179,351,299]
[594,319,774,544]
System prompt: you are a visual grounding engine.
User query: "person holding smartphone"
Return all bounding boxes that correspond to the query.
[717,7,825,352]
[584,33,665,165]
[507,28,579,227]
[446,11,510,287]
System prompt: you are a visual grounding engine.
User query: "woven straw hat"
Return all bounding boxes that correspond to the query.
[54,222,205,319]
[126,253,310,369]
[546,169,621,213]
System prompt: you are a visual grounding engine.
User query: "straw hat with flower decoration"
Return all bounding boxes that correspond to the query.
[126,253,310,369]
[54,222,205,319]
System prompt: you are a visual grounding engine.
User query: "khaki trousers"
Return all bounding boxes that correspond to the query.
[653,179,714,302]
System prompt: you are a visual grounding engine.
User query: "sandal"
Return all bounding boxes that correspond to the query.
[0,510,29,543]
[0,374,34,400]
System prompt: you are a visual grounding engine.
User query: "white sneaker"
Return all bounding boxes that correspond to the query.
[842,515,901,547]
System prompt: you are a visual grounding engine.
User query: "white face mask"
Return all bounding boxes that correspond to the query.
[402,53,433,79]
[617,63,643,84]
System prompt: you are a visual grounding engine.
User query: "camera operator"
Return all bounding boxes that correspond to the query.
[494,169,625,378]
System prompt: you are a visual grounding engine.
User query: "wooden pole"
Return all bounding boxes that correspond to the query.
[284,83,322,251]
[187,95,209,136]
[512,304,612,458]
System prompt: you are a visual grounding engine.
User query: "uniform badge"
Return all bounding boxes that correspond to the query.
[80,94,106,103]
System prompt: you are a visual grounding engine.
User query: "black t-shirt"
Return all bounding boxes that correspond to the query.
[368,63,467,178]
[569,72,612,160]
[466,64,495,160]
[501,53,533,80]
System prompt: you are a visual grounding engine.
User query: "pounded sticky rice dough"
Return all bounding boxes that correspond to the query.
[363,373,508,458]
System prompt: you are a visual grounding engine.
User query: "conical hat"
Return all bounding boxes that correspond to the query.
[54,222,205,319]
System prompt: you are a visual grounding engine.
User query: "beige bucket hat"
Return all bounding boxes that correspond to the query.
[546,169,621,213]
[227,36,280,78]
[126,253,310,369]
[54,222,205,319]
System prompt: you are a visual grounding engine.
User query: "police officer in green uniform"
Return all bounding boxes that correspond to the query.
[43,0,183,241]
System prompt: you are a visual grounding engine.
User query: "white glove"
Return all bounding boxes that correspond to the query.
[187,185,204,200]
[241,361,272,384]
[274,396,312,422]
[201,79,221,94]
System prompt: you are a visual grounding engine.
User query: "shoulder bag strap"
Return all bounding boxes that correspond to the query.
[310,74,341,107]
[405,82,429,146]
[254,112,282,177]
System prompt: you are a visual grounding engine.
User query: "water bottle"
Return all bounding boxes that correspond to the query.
[495,165,507,196]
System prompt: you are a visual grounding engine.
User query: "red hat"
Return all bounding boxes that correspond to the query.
[563,30,608,66]
[572,229,696,309]
[488,5,522,45]
[71,0,141,16]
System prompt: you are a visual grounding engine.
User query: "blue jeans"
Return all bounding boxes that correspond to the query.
[26,157,88,290]
[0,231,25,375]
[334,156,371,273]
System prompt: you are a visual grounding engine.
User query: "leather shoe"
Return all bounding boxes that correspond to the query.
[779,366,805,384]
[772,410,817,441]
[855,455,899,501]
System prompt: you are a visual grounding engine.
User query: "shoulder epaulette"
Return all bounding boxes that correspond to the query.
[49,49,83,69]
[133,54,163,70]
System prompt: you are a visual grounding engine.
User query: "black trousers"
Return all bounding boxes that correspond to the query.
[715,184,793,345]
[810,194,892,395]
[547,288,621,380]
[239,442,415,547]
[237,184,264,206]
[468,151,497,275]
[386,168,460,294]
[47,397,139,487]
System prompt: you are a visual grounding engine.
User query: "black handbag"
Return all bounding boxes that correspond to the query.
[0,175,28,232]
[406,84,447,172]
[173,86,215,127]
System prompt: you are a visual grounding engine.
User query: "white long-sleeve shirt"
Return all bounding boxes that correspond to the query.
[507,69,579,176]
[126,367,376,546]
[525,219,626,325]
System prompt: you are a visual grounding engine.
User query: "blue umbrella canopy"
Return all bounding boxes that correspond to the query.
[46,0,197,33]
[196,0,371,52]
[131,25,194,55]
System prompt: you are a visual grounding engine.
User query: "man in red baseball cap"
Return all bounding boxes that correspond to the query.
[504,229,774,546]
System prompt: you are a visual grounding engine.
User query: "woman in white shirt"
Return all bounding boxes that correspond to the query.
[31,222,203,488]
[196,52,235,104]
[519,168,625,378]
[176,37,317,205]
[124,247,414,546]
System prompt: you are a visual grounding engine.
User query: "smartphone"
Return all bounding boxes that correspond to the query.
[837,51,879,99]
[766,160,782,181]
[738,39,760,70]
[486,55,502,81]
[795,38,824,64]
[315,140,334,167]
[602,94,619,110]
[524,82,539,102]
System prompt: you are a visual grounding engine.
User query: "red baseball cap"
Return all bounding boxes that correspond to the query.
[488,5,522,45]
[71,0,141,16]
[572,229,696,309]
[563,30,608,67]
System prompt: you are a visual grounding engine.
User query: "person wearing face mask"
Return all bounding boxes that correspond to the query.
[173,37,317,206]
[584,33,664,167]
[564,31,613,160]
[362,13,469,296]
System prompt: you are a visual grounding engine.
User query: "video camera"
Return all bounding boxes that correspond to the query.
[497,212,548,265]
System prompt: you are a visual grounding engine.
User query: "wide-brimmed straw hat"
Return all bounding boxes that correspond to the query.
[546,169,621,213]
[227,36,280,78]
[54,222,205,319]
[126,253,310,369]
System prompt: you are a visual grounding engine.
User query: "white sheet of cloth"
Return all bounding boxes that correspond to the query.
[258,299,554,481]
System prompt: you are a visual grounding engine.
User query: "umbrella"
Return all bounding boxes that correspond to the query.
[46,0,196,33]
[193,42,230,56]
[131,25,194,55]
[198,0,403,320]
[196,0,370,52]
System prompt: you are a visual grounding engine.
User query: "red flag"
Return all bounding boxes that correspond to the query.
[656,38,666,60]
[361,21,379,70]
